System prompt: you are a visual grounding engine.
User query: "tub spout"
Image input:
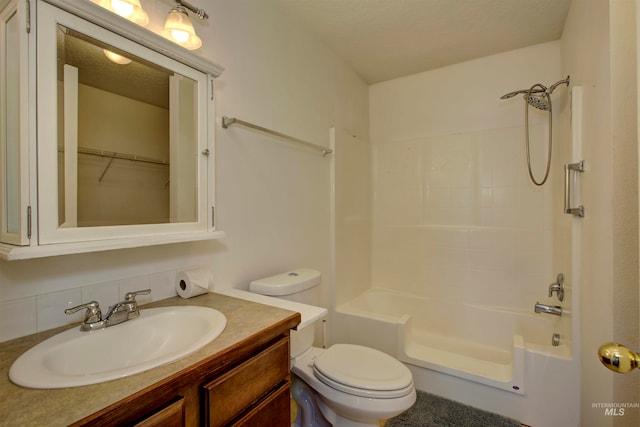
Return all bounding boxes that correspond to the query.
[534,302,562,316]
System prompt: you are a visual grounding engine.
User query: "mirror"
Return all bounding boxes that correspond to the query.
[55,24,197,228]
[3,9,20,233]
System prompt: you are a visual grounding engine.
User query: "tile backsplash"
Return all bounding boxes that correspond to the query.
[0,269,179,343]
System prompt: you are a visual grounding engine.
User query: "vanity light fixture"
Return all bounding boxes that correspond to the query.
[91,0,149,26]
[163,0,208,50]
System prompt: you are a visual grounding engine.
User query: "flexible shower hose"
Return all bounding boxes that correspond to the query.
[524,83,553,186]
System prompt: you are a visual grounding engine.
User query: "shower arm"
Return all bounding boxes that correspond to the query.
[547,76,570,94]
[500,76,570,99]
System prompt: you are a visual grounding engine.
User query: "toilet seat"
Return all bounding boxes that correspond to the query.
[312,344,414,398]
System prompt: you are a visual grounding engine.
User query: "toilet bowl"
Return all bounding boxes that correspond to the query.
[249,269,416,427]
[293,346,416,426]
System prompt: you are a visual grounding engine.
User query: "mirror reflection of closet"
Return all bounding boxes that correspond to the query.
[56,25,197,228]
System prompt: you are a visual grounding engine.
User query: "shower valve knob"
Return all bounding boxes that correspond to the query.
[548,273,565,302]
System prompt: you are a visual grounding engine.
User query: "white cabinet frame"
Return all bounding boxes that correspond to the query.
[0,0,30,246]
[0,0,224,260]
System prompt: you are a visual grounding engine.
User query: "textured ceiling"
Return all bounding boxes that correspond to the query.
[273,0,572,84]
[58,26,170,109]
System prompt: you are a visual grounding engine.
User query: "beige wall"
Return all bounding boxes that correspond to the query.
[562,0,639,425]
[610,0,639,425]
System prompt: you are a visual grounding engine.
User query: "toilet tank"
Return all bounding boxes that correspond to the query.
[250,269,323,358]
[249,268,322,305]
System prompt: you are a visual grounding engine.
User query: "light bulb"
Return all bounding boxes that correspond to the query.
[111,0,134,18]
[163,5,202,50]
[92,0,149,26]
[103,49,132,65]
[171,29,190,43]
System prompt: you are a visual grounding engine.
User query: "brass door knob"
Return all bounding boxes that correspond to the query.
[598,342,640,373]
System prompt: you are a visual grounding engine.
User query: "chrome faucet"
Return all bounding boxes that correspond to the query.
[103,289,151,327]
[534,302,562,316]
[65,289,151,331]
[64,301,102,330]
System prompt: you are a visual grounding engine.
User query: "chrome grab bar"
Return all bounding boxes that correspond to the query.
[564,161,584,217]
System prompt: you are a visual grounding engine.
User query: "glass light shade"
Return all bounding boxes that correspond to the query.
[103,49,132,65]
[111,0,134,17]
[91,0,149,26]
[163,7,202,50]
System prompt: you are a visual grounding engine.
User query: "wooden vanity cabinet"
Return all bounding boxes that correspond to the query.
[133,397,186,427]
[203,336,290,426]
[71,329,293,427]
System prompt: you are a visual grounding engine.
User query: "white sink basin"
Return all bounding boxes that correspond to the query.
[9,306,226,389]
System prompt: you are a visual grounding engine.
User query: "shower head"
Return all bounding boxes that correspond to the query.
[523,83,550,111]
[500,76,570,111]
[500,87,549,110]
[499,87,545,100]
[501,76,570,187]
[525,93,550,111]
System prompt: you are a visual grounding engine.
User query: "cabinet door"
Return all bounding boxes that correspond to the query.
[35,1,212,245]
[0,0,30,245]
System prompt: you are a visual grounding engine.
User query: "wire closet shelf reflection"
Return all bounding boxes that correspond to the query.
[57,146,169,182]
[221,116,333,157]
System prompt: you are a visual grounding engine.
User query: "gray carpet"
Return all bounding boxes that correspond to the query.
[386,391,521,427]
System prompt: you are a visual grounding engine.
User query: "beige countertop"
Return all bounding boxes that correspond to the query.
[0,292,300,426]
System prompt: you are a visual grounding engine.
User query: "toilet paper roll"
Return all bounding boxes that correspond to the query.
[176,268,212,298]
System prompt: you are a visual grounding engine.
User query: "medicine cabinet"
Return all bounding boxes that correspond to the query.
[0,0,224,260]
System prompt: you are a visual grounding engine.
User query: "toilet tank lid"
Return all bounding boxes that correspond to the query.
[250,268,321,296]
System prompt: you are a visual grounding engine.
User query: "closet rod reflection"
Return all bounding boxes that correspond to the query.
[58,146,169,166]
[221,116,333,156]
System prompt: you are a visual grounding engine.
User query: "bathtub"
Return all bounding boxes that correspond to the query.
[334,288,580,427]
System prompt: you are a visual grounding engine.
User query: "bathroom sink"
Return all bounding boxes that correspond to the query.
[9,306,226,389]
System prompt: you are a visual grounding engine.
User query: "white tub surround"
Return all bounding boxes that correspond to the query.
[335,288,579,427]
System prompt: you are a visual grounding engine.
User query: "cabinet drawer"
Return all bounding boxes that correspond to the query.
[133,397,185,427]
[229,383,290,427]
[204,337,289,427]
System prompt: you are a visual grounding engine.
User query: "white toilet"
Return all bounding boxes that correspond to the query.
[249,269,416,427]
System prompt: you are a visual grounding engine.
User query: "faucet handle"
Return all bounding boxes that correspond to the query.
[65,301,102,323]
[548,273,565,302]
[124,289,151,302]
